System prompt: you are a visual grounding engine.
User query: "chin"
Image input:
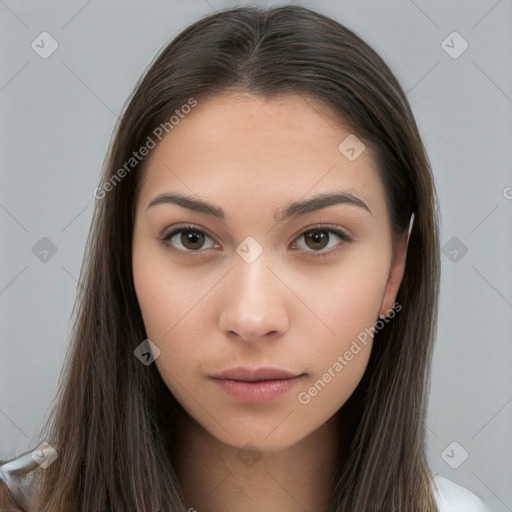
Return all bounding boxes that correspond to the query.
[198,413,317,453]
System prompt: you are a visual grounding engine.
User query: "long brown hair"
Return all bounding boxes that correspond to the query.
[29,5,441,511]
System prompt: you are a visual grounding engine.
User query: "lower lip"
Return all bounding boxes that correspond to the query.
[211,376,304,403]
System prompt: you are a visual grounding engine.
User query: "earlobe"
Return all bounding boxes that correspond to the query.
[378,212,414,319]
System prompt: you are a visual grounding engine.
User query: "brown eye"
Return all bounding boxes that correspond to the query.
[293,225,352,258]
[160,225,218,254]
[180,229,206,250]
[304,230,330,250]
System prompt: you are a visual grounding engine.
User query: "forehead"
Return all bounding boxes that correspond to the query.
[136,92,387,220]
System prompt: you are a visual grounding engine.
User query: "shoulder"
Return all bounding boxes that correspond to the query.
[0,449,43,512]
[431,473,490,512]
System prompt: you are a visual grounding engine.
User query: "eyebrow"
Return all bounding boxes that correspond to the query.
[145,190,373,221]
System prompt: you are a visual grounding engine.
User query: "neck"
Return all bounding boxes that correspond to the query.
[174,411,346,512]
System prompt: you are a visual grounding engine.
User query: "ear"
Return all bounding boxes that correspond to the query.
[378,213,414,318]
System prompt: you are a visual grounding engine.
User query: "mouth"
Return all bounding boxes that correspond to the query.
[210,366,306,403]
[211,366,304,381]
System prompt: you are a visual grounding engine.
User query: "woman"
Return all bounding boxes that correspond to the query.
[0,5,490,511]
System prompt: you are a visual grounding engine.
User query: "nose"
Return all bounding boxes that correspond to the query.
[218,252,290,343]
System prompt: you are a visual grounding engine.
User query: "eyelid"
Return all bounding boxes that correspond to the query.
[159,223,220,253]
[159,222,352,257]
[289,223,352,259]
[291,223,352,242]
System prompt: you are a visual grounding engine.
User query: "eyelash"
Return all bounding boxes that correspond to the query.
[158,223,352,260]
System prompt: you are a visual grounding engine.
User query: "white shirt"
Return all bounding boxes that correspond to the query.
[432,474,490,512]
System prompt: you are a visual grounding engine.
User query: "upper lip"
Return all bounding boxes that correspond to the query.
[211,366,304,382]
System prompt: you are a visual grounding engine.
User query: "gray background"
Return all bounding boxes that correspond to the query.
[1,0,511,510]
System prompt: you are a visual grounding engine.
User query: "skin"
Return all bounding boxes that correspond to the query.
[132,91,410,512]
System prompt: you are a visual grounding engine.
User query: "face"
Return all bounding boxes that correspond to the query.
[132,91,409,451]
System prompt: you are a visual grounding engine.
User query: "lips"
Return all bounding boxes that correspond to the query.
[211,366,304,382]
[210,366,306,403]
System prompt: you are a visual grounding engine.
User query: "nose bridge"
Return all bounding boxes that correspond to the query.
[219,245,289,340]
[235,249,273,305]
[233,234,276,303]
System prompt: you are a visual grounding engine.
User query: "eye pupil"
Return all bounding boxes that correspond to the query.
[182,229,205,250]
[305,230,329,250]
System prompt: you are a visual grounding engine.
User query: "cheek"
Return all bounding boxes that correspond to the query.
[133,265,194,355]
[294,252,388,405]
[296,346,371,423]
[133,265,172,340]
[294,296,377,421]
[132,241,203,340]
[132,248,209,398]
[301,248,389,339]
